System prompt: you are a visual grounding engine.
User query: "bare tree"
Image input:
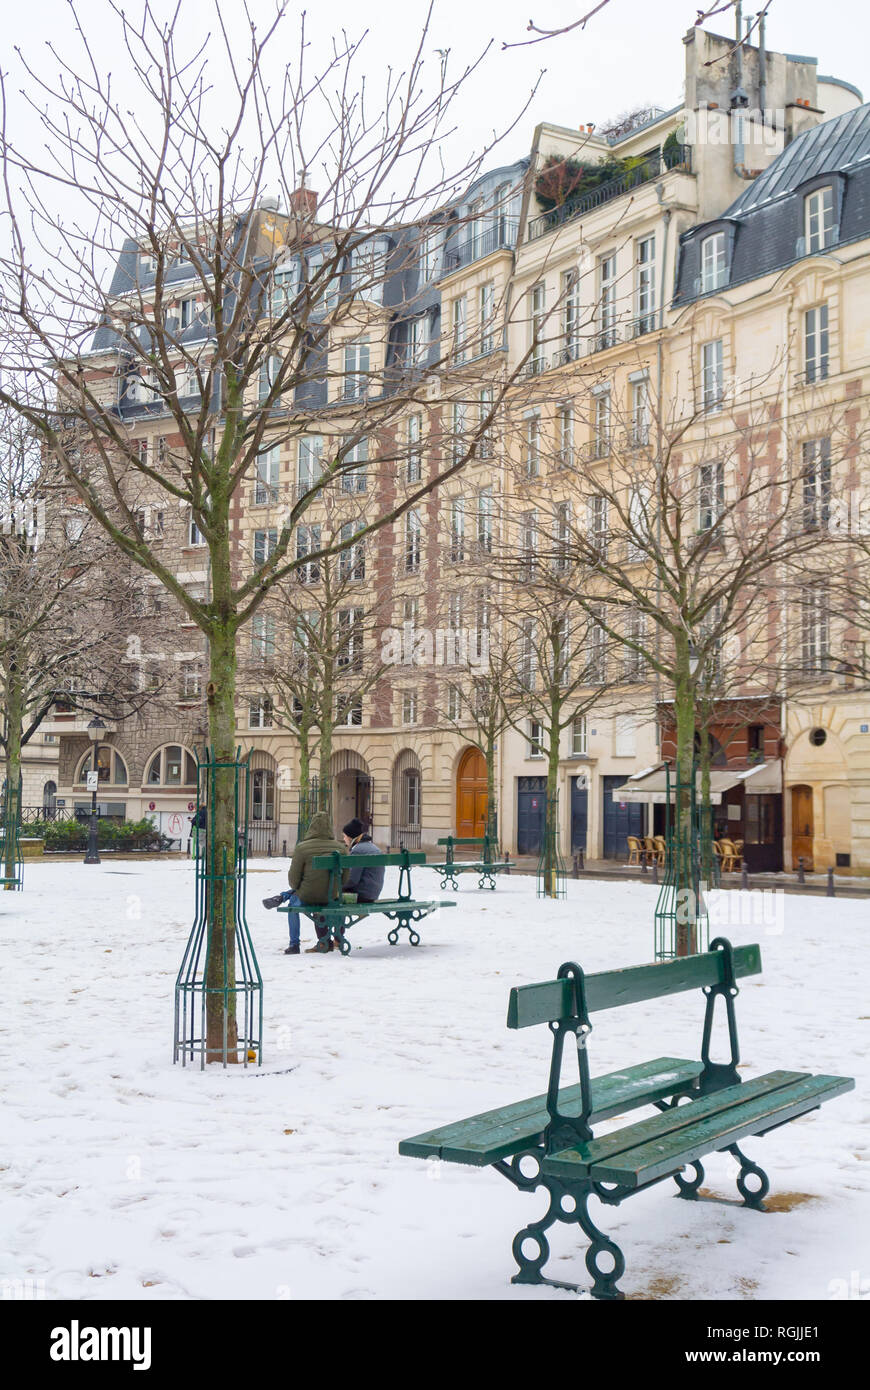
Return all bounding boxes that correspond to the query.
[0,407,170,880]
[238,487,386,818]
[0,3,535,1055]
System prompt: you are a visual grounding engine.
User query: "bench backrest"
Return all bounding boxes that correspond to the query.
[508,941,762,1148]
[436,836,486,846]
[311,852,426,869]
[311,848,425,903]
[507,944,762,1029]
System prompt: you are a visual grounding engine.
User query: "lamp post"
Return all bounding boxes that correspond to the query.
[84,717,105,865]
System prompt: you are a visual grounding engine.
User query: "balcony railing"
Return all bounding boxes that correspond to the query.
[442,220,519,273]
[527,143,692,243]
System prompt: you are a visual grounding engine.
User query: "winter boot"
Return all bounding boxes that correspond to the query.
[263,895,284,910]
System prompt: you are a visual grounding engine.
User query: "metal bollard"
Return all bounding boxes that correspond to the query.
[652,857,658,886]
[797,856,805,885]
[827,866,835,897]
[741,865,749,891]
[572,852,579,879]
[267,839,272,858]
[282,839,287,858]
[505,851,511,876]
[641,852,647,874]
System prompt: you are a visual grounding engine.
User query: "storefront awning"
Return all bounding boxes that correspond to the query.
[611,760,782,805]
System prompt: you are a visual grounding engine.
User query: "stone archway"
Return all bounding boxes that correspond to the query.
[330,750,372,833]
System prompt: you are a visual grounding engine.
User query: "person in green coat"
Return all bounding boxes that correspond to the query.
[262,811,345,955]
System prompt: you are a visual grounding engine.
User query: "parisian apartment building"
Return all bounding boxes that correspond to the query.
[36,18,870,875]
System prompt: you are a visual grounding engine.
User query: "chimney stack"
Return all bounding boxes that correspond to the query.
[290,173,318,219]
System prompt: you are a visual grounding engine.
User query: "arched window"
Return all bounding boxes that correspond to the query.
[145,745,197,787]
[75,746,128,786]
[42,780,57,815]
[391,749,422,849]
[251,768,275,822]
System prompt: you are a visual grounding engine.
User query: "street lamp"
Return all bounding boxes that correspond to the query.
[84,717,106,865]
[687,640,699,677]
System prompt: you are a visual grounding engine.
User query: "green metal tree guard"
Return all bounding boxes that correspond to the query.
[654,760,711,960]
[0,775,24,891]
[174,749,263,1069]
[536,793,567,899]
[296,776,332,842]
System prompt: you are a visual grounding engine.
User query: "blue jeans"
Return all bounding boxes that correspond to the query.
[278,889,302,946]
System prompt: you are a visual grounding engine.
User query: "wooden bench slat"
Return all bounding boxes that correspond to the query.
[508,945,763,1029]
[543,1073,856,1187]
[544,1071,804,1173]
[436,837,486,846]
[302,900,455,917]
[398,1057,702,1166]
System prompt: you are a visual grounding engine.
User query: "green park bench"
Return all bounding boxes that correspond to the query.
[430,834,511,891]
[278,848,455,955]
[399,937,854,1299]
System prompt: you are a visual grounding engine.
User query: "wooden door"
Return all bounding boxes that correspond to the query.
[456,748,488,837]
[791,785,814,871]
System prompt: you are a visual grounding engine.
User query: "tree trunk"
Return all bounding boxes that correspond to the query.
[318,627,334,814]
[542,705,561,899]
[698,704,714,888]
[672,645,697,956]
[205,620,239,1062]
[4,662,23,889]
[485,729,497,846]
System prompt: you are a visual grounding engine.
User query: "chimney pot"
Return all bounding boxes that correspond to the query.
[290,179,318,219]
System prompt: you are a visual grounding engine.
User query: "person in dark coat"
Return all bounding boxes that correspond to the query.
[341,818,385,904]
[262,811,345,955]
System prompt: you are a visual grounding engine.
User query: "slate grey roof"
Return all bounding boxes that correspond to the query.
[725,102,870,216]
[673,102,870,306]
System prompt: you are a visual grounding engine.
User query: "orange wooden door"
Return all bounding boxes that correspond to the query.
[456,748,488,837]
[791,785,814,870]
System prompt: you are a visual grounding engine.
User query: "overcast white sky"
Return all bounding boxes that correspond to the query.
[1,0,867,247]
[3,0,869,212]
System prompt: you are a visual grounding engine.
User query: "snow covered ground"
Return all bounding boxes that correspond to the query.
[1,858,866,1301]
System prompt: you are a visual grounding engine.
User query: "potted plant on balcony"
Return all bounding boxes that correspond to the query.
[534,156,588,211]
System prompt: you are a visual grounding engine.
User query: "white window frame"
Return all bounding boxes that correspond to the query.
[572,715,588,756]
[701,338,724,413]
[701,231,727,293]
[805,187,835,254]
[699,461,725,531]
[407,413,423,482]
[635,236,655,333]
[804,304,829,383]
[479,282,496,355]
[254,446,280,505]
[451,296,467,364]
[405,508,421,573]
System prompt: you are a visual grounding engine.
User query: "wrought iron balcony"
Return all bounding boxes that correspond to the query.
[442,220,519,273]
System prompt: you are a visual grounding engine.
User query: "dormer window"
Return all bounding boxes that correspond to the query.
[271,259,300,315]
[701,231,727,292]
[805,187,835,253]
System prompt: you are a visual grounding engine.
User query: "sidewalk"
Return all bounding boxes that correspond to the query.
[565,856,870,899]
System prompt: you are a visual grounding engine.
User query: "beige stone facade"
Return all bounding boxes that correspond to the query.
[45,20,870,871]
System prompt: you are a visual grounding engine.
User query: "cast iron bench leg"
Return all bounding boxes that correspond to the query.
[729,1143,770,1209]
[673,1160,705,1199]
[494,1148,626,1300]
[386,911,422,948]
